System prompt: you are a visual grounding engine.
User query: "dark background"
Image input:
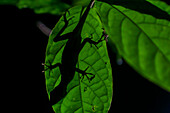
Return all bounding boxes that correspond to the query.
[1,1,170,113]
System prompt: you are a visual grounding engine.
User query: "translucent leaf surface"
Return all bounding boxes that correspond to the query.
[95,1,170,91]
[45,5,113,113]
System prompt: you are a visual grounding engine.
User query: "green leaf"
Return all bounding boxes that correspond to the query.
[95,1,170,91]
[147,0,170,15]
[0,0,18,5]
[0,0,71,15]
[45,5,113,113]
[98,0,170,21]
[0,0,91,15]
[17,0,71,15]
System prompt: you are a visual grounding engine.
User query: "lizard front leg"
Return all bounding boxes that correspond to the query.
[81,34,104,49]
[42,62,62,72]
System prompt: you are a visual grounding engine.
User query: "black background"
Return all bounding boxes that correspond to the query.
[1,2,170,113]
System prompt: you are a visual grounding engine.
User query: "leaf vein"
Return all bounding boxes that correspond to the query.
[112,5,170,63]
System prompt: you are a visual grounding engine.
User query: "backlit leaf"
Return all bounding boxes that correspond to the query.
[95,1,170,91]
[45,5,113,113]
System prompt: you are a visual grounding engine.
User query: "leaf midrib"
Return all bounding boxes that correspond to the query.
[110,4,170,63]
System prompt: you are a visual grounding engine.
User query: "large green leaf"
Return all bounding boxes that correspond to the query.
[95,1,170,91]
[97,0,170,21]
[45,5,113,113]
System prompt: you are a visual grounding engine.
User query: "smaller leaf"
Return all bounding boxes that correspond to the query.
[0,0,92,15]
[17,0,71,15]
[0,0,18,5]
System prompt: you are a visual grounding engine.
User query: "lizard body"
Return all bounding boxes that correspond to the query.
[44,0,103,105]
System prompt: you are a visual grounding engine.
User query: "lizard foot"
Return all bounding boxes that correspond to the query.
[42,61,61,72]
[78,66,95,83]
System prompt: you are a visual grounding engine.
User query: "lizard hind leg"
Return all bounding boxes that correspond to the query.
[76,66,95,83]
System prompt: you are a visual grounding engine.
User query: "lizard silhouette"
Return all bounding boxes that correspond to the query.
[44,0,103,105]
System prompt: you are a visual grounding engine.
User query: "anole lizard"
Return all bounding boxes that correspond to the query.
[44,0,103,105]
